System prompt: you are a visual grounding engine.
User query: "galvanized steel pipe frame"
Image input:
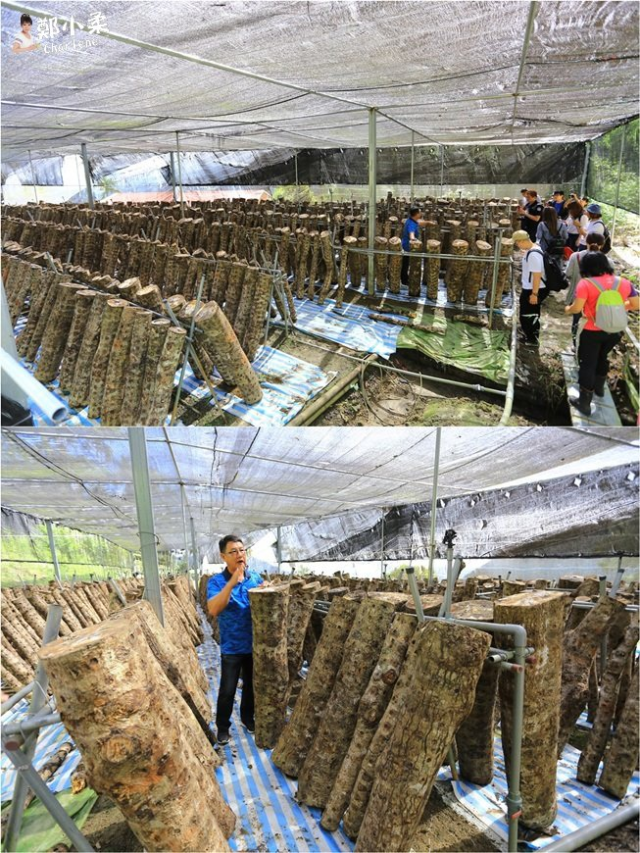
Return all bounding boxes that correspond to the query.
[540,799,639,853]
[3,604,63,852]
[1,736,94,852]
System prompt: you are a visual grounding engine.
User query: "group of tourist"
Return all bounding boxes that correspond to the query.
[514,188,637,417]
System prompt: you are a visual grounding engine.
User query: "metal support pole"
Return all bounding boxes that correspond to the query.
[179,484,190,575]
[294,150,300,213]
[108,577,127,606]
[80,142,94,209]
[380,510,385,579]
[3,604,63,852]
[406,566,425,621]
[439,145,444,197]
[610,557,625,598]
[580,140,591,199]
[2,738,94,852]
[409,131,415,203]
[276,525,283,572]
[27,149,38,204]
[45,519,62,585]
[610,127,626,244]
[3,712,61,737]
[0,681,35,716]
[427,427,441,587]
[175,131,185,217]
[542,799,639,853]
[127,427,164,625]
[189,514,200,590]
[368,108,377,296]
[169,151,178,202]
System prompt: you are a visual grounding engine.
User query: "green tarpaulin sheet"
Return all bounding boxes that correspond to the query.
[1,789,98,853]
[397,312,510,385]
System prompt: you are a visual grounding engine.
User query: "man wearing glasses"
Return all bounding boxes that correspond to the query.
[207,535,264,745]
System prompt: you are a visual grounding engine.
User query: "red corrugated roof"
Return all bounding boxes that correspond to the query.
[104,189,271,203]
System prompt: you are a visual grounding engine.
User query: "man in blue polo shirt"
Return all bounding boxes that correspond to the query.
[400,205,422,286]
[207,534,263,745]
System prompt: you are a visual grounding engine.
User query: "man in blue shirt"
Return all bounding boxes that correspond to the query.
[400,205,422,286]
[207,534,264,744]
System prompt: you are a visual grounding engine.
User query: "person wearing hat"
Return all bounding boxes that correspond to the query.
[580,203,606,250]
[512,229,548,347]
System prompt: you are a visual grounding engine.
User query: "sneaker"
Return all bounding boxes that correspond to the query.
[217,730,230,745]
[242,720,255,733]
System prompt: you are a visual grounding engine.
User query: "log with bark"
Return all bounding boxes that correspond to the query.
[463,240,492,305]
[286,581,320,685]
[144,326,187,425]
[241,271,272,363]
[557,595,627,755]
[445,239,469,303]
[354,619,491,852]
[577,622,639,784]
[408,239,422,298]
[40,616,234,852]
[101,304,138,425]
[297,595,398,808]
[321,612,416,832]
[119,308,153,424]
[425,239,441,301]
[16,270,58,359]
[495,590,565,830]
[271,593,363,777]
[249,583,290,748]
[485,238,513,308]
[34,283,85,383]
[194,301,263,404]
[597,664,639,799]
[87,299,128,419]
[317,231,336,304]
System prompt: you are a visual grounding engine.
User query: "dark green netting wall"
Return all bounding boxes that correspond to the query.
[587,119,639,214]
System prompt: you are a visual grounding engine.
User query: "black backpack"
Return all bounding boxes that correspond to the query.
[526,248,568,293]
[545,227,566,257]
[601,224,612,254]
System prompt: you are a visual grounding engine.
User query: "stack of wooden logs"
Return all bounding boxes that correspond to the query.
[0,575,203,696]
[39,595,233,852]
[268,590,492,851]
[2,244,266,418]
[244,577,637,847]
[2,194,518,311]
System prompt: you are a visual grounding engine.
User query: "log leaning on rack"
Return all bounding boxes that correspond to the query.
[101,304,138,425]
[557,594,627,755]
[297,595,398,809]
[597,664,639,799]
[321,612,416,832]
[354,620,491,852]
[577,622,639,785]
[463,240,492,305]
[119,308,154,424]
[144,326,187,425]
[194,301,263,404]
[286,581,320,688]
[271,593,363,777]
[241,271,272,363]
[39,613,234,852]
[495,590,565,830]
[249,583,290,749]
[34,282,85,383]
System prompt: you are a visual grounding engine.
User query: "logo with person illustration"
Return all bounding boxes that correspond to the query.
[12,11,106,55]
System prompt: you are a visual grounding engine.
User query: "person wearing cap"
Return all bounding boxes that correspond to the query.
[551,190,568,219]
[207,534,264,745]
[400,205,422,287]
[581,203,606,250]
[512,229,548,347]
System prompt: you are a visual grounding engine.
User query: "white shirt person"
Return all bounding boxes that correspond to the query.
[12,15,39,53]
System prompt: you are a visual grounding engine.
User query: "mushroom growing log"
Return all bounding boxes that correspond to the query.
[354,619,491,852]
[271,594,363,778]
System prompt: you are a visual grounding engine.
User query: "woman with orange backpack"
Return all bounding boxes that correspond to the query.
[564,251,634,415]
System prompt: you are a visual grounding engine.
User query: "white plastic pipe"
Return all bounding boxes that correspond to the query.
[0,350,68,423]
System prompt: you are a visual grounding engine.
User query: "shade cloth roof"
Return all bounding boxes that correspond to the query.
[1,0,638,165]
[1,427,637,555]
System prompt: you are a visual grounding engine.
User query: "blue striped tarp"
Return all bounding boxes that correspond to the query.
[437,735,640,850]
[274,296,404,359]
[1,700,83,803]
[197,619,354,853]
[13,307,333,427]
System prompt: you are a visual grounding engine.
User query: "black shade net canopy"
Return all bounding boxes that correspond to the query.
[1,0,639,167]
